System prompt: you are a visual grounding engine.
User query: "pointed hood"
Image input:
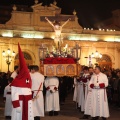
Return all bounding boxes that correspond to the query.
[11,43,31,88]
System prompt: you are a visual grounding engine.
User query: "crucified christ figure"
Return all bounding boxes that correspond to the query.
[45,17,71,48]
[45,17,71,37]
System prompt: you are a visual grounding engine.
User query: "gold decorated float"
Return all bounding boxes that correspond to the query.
[39,16,81,76]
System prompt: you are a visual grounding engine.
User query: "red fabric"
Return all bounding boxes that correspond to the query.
[10,43,32,88]
[43,57,77,64]
[82,78,87,83]
[90,84,94,88]
[19,95,32,120]
[54,87,57,91]
[46,86,50,90]
[12,100,20,108]
[77,78,81,82]
[99,83,105,88]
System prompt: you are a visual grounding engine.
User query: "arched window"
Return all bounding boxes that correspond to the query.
[96,54,112,62]
[15,52,32,60]
[14,52,33,66]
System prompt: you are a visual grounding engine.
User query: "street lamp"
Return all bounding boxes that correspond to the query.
[2,48,15,72]
[72,43,81,61]
[91,51,102,59]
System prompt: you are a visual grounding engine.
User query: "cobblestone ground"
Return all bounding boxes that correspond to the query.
[0,93,120,120]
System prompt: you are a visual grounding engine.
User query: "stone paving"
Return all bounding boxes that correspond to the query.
[0,93,120,120]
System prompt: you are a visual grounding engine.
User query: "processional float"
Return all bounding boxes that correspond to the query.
[39,17,81,76]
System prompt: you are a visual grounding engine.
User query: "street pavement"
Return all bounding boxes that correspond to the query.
[0,93,120,120]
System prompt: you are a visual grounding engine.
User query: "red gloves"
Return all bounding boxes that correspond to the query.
[90,84,94,88]
[12,100,20,108]
[46,86,50,90]
[99,83,105,88]
[54,87,58,91]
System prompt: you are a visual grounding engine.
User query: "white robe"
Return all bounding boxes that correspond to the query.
[84,81,92,115]
[89,72,110,118]
[11,87,34,120]
[3,84,12,116]
[31,72,44,117]
[78,73,90,112]
[45,77,60,111]
[73,77,78,102]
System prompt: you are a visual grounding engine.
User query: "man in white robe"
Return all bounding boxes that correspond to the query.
[80,67,94,119]
[3,77,13,119]
[89,66,109,120]
[45,76,60,116]
[73,76,81,109]
[78,66,90,112]
[31,65,44,120]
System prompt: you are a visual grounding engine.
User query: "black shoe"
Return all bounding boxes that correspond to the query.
[102,117,107,120]
[90,117,99,120]
[54,111,59,116]
[34,116,40,120]
[5,116,11,119]
[49,111,54,116]
[80,115,89,119]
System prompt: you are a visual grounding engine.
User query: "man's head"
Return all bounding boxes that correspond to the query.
[116,71,120,77]
[83,66,89,74]
[33,65,39,72]
[29,65,35,73]
[89,67,94,75]
[94,66,101,74]
[8,77,13,84]
[14,65,19,72]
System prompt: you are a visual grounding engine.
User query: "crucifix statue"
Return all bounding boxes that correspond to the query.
[45,17,71,48]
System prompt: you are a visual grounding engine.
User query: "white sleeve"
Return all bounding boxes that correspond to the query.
[3,86,7,98]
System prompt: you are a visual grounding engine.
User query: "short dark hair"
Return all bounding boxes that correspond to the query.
[8,77,13,83]
[29,65,34,70]
[89,67,93,69]
[83,66,89,71]
[14,65,18,70]
[95,66,101,71]
[33,65,39,71]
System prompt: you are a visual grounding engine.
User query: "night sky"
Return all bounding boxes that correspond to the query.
[0,0,120,28]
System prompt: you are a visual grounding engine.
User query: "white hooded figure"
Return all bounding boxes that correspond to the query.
[3,77,13,117]
[10,43,34,120]
[45,76,60,116]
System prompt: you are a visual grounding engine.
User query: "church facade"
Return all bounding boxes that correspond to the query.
[0,2,120,72]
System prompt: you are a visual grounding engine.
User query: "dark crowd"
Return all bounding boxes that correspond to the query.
[1,67,120,109]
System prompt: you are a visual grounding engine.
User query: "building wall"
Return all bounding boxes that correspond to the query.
[0,37,120,72]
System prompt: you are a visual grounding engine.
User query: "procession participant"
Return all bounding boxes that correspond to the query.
[89,66,109,120]
[45,76,60,116]
[11,43,34,120]
[59,77,67,105]
[11,65,19,79]
[78,66,90,112]
[73,76,81,109]
[31,65,44,120]
[80,67,94,119]
[3,77,13,119]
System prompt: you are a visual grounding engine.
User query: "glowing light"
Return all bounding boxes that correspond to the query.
[2,32,13,37]
[7,48,10,55]
[51,36,55,39]
[22,33,44,39]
